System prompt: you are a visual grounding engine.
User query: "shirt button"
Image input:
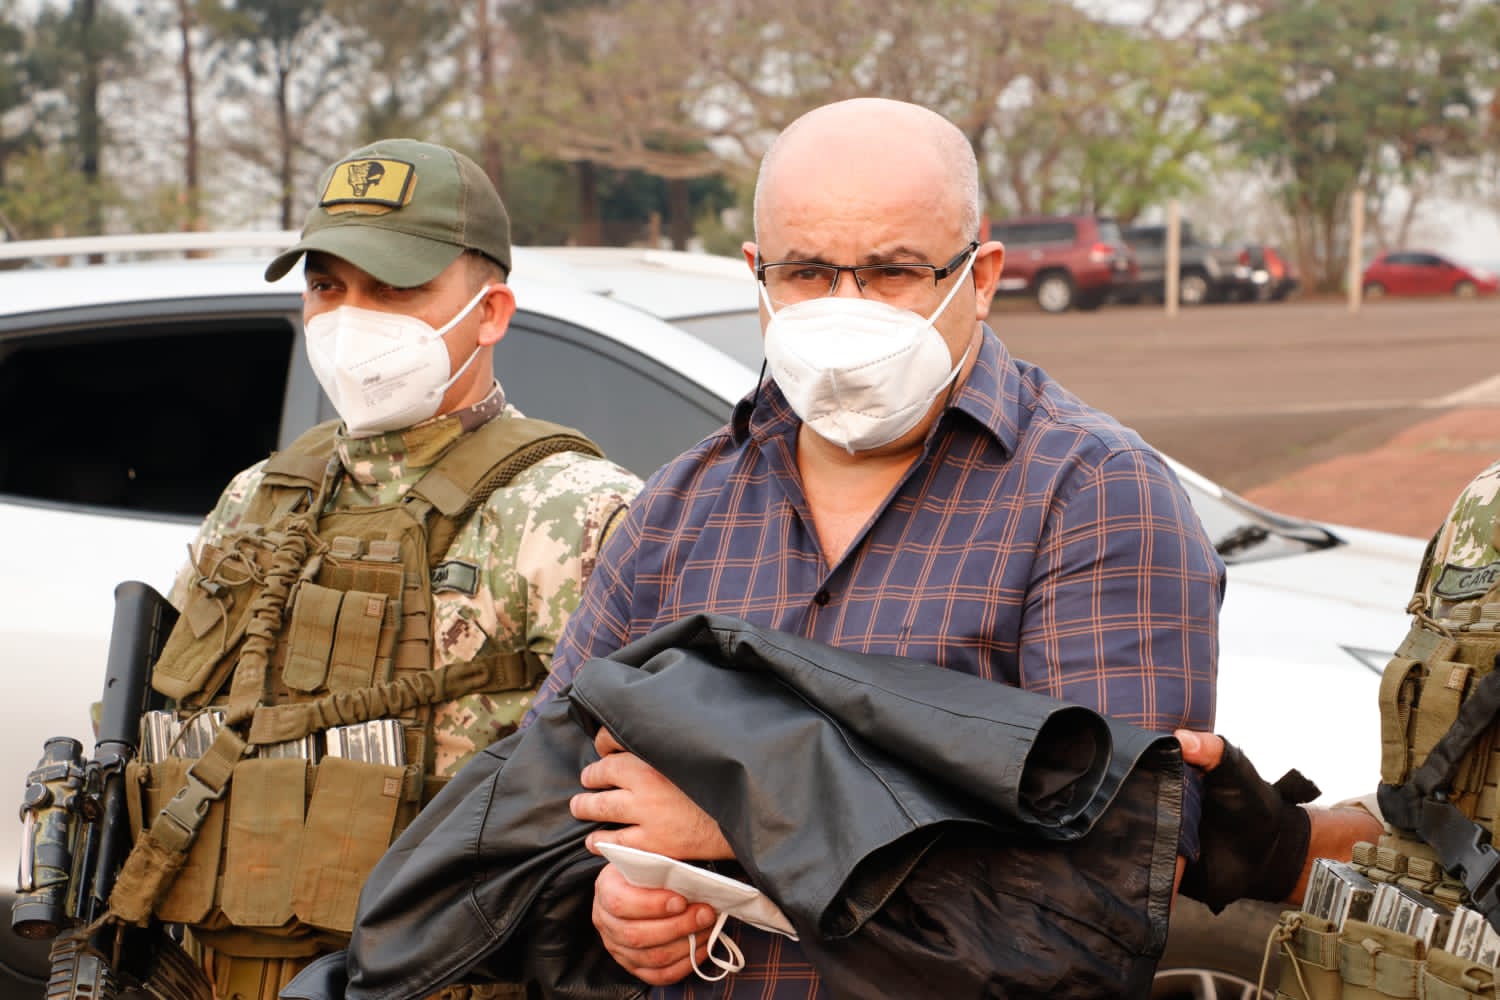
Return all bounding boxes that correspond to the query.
[814,589,831,606]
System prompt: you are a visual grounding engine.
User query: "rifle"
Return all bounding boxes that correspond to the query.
[12,581,212,1000]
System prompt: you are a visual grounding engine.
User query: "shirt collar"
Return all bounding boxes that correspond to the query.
[732,326,1019,459]
[335,382,506,484]
[948,325,1019,458]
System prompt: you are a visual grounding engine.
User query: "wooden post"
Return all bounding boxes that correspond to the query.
[1165,200,1181,319]
[1348,190,1365,313]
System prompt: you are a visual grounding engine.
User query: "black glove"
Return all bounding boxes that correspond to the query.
[1179,737,1320,913]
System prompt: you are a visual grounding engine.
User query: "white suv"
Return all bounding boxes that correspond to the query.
[0,234,1425,997]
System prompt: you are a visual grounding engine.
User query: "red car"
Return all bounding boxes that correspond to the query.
[1238,244,1300,302]
[1362,251,1499,298]
[987,214,1138,313]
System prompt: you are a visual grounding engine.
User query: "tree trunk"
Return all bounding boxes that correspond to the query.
[1285,188,1316,294]
[1316,203,1340,292]
[177,0,201,232]
[77,0,102,238]
[277,50,294,229]
[667,176,690,250]
[475,0,505,198]
[575,160,601,246]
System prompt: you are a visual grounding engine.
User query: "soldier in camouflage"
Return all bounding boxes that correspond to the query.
[1418,457,1500,618]
[1169,462,1500,999]
[171,397,638,775]
[132,138,641,1000]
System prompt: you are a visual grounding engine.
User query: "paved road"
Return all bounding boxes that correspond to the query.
[987,295,1500,537]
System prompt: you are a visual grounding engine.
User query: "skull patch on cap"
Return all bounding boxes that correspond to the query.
[321,157,416,212]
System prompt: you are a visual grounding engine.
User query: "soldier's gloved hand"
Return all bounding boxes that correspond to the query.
[1175,730,1320,913]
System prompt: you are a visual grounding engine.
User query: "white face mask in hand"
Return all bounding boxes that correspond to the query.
[305,283,493,436]
[760,248,976,454]
[597,843,798,982]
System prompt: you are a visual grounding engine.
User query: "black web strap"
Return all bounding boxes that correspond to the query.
[1378,664,1500,926]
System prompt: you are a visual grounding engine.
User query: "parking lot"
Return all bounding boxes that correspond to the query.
[989,296,1500,538]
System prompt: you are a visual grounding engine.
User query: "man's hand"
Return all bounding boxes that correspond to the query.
[572,728,734,860]
[1176,730,1224,771]
[592,861,717,985]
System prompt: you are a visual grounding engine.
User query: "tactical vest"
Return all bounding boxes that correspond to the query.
[107,415,604,962]
[1268,585,1500,999]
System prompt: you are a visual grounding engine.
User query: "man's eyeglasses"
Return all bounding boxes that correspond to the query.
[756,241,979,307]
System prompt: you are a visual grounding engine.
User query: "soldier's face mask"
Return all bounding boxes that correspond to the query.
[305,284,492,436]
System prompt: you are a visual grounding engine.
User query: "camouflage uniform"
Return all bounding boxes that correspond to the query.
[1418,457,1500,619]
[158,385,639,999]
[171,385,642,774]
[1256,458,1500,1000]
[118,135,637,1000]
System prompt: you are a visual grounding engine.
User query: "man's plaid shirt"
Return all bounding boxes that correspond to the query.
[530,327,1224,998]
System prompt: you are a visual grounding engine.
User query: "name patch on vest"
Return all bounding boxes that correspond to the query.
[431,560,480,596]
[1433,560,1500,601]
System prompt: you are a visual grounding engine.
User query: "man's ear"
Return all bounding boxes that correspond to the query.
[477,283,517,347]
[741,241,758,273]
[970,241,1005,319]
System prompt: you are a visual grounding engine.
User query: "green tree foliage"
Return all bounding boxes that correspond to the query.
[6,0,1497,287]
[0,10,42,219]
[326,0,464,142]
[495,0,730,245]
[0,146,107,240]
[1223,0,1489,288]
[701,0,1233,230]
[0,1,134,238]
[708,0,1050,174]
[200,0,355,227]
[1003,18,1238,222]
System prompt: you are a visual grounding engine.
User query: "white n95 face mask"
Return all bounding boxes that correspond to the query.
[598,842,797,983]
[305,284,492,436]
[760,249,976,454]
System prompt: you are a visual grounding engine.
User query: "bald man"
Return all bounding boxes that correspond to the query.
[527,98,1225,995]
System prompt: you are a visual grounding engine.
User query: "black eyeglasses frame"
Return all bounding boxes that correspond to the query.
[754,240,980,297]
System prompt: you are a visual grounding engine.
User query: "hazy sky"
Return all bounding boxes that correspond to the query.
[1429,200,1500,269]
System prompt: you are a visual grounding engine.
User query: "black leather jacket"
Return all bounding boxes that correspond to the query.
[285,615,1183,1000]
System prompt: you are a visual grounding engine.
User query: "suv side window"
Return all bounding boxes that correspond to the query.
[1127,227,1165,249]
[1035,222,1077,244]
[990,223,1031,245]
[0,289,742,521]
[494,314,737,478]
[991,221,1078,246]
[0,314,296,518]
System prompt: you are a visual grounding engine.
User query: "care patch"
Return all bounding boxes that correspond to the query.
[1433,560,1500,601]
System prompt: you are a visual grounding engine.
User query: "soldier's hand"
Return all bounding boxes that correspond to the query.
[592,862,716,985]
[573,728,733,861]
[1174,729,1319,913]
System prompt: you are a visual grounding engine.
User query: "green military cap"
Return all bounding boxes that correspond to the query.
[265,138,511,288]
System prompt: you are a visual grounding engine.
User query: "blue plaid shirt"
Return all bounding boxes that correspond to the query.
[530,326,1223,999]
